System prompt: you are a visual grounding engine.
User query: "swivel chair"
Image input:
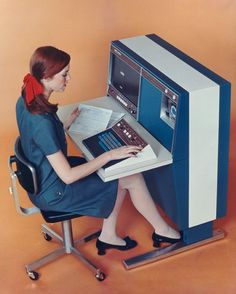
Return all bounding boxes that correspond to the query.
[8,136,106,281]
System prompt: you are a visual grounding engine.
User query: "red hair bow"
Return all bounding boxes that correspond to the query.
[22,73,44,105]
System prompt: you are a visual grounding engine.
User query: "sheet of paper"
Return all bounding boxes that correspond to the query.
[107,111,125,128]
[69,104,112,136]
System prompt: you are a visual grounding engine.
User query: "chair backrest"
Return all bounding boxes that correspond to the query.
[13,137,38,195]
[8,136,40,216]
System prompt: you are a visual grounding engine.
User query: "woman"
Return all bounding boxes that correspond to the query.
[16,46,181,255]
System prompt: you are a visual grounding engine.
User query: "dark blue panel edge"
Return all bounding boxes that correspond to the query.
[217,84,231,217]
[182,221,213,244]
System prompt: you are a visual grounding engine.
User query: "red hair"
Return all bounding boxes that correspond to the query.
[22,46,70,114]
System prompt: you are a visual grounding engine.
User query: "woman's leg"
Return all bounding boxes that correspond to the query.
[99,183,127,245]
[99,172,180,246]
[119,173,180,239]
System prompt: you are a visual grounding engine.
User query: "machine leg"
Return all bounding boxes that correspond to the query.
[123,228,225,270]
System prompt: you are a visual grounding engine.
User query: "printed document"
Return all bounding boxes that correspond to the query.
[69,104,113,137]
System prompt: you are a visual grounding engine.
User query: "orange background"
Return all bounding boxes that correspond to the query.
[0,1,236,292]
[0,1,235,156]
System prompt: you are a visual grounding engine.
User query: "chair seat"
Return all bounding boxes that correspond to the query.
[41,210,82,223]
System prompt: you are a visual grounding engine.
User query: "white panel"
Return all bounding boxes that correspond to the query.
[188,86,219,227]
[121,36,217,92]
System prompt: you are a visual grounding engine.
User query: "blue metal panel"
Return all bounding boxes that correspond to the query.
[172,160,189,229]
[138,77,173,151]
[172,91,189,161]
[217,83,231,217]
[139,77,189,161]
[182,221,213,244]
[144,159,189,229]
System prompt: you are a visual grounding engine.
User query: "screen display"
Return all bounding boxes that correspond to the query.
[110,54,140,106]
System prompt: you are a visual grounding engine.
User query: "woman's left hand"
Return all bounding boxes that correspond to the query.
[64,107,80,130]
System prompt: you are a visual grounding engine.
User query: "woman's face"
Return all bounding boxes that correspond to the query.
[42,64,71,93]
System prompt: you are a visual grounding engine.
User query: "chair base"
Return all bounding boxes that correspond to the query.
[25,220,105,281]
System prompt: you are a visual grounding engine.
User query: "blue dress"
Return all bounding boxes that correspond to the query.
[16,97,118,218]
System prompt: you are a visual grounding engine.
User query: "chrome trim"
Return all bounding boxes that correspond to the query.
[8,155,40,216]
[123,228,225,270]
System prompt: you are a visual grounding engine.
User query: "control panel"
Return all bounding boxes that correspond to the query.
[113,119,147,148]
[82,118,148,169]
[108,85,138,118]
[160,94,178,129]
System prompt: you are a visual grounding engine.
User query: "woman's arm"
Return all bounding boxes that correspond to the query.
[47,145,142,184]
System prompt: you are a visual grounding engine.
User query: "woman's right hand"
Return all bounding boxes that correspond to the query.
[105,145,143,161]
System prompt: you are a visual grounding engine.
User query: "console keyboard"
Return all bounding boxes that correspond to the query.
[83,119,147,160]
[98,131,124,151]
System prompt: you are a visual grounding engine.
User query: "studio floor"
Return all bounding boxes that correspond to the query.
[1,133,236,294]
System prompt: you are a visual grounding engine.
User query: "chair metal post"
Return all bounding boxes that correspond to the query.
[61,220,73,253]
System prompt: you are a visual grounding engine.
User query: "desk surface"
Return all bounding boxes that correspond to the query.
[57,96,172,182]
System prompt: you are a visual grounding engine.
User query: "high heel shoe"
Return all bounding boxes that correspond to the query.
[96,236,138,255]
[152,232,181,248]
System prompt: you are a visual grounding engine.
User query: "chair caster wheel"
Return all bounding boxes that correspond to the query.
[43,232,52,241]
[27,270,40,280]
[95,272,106,281]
